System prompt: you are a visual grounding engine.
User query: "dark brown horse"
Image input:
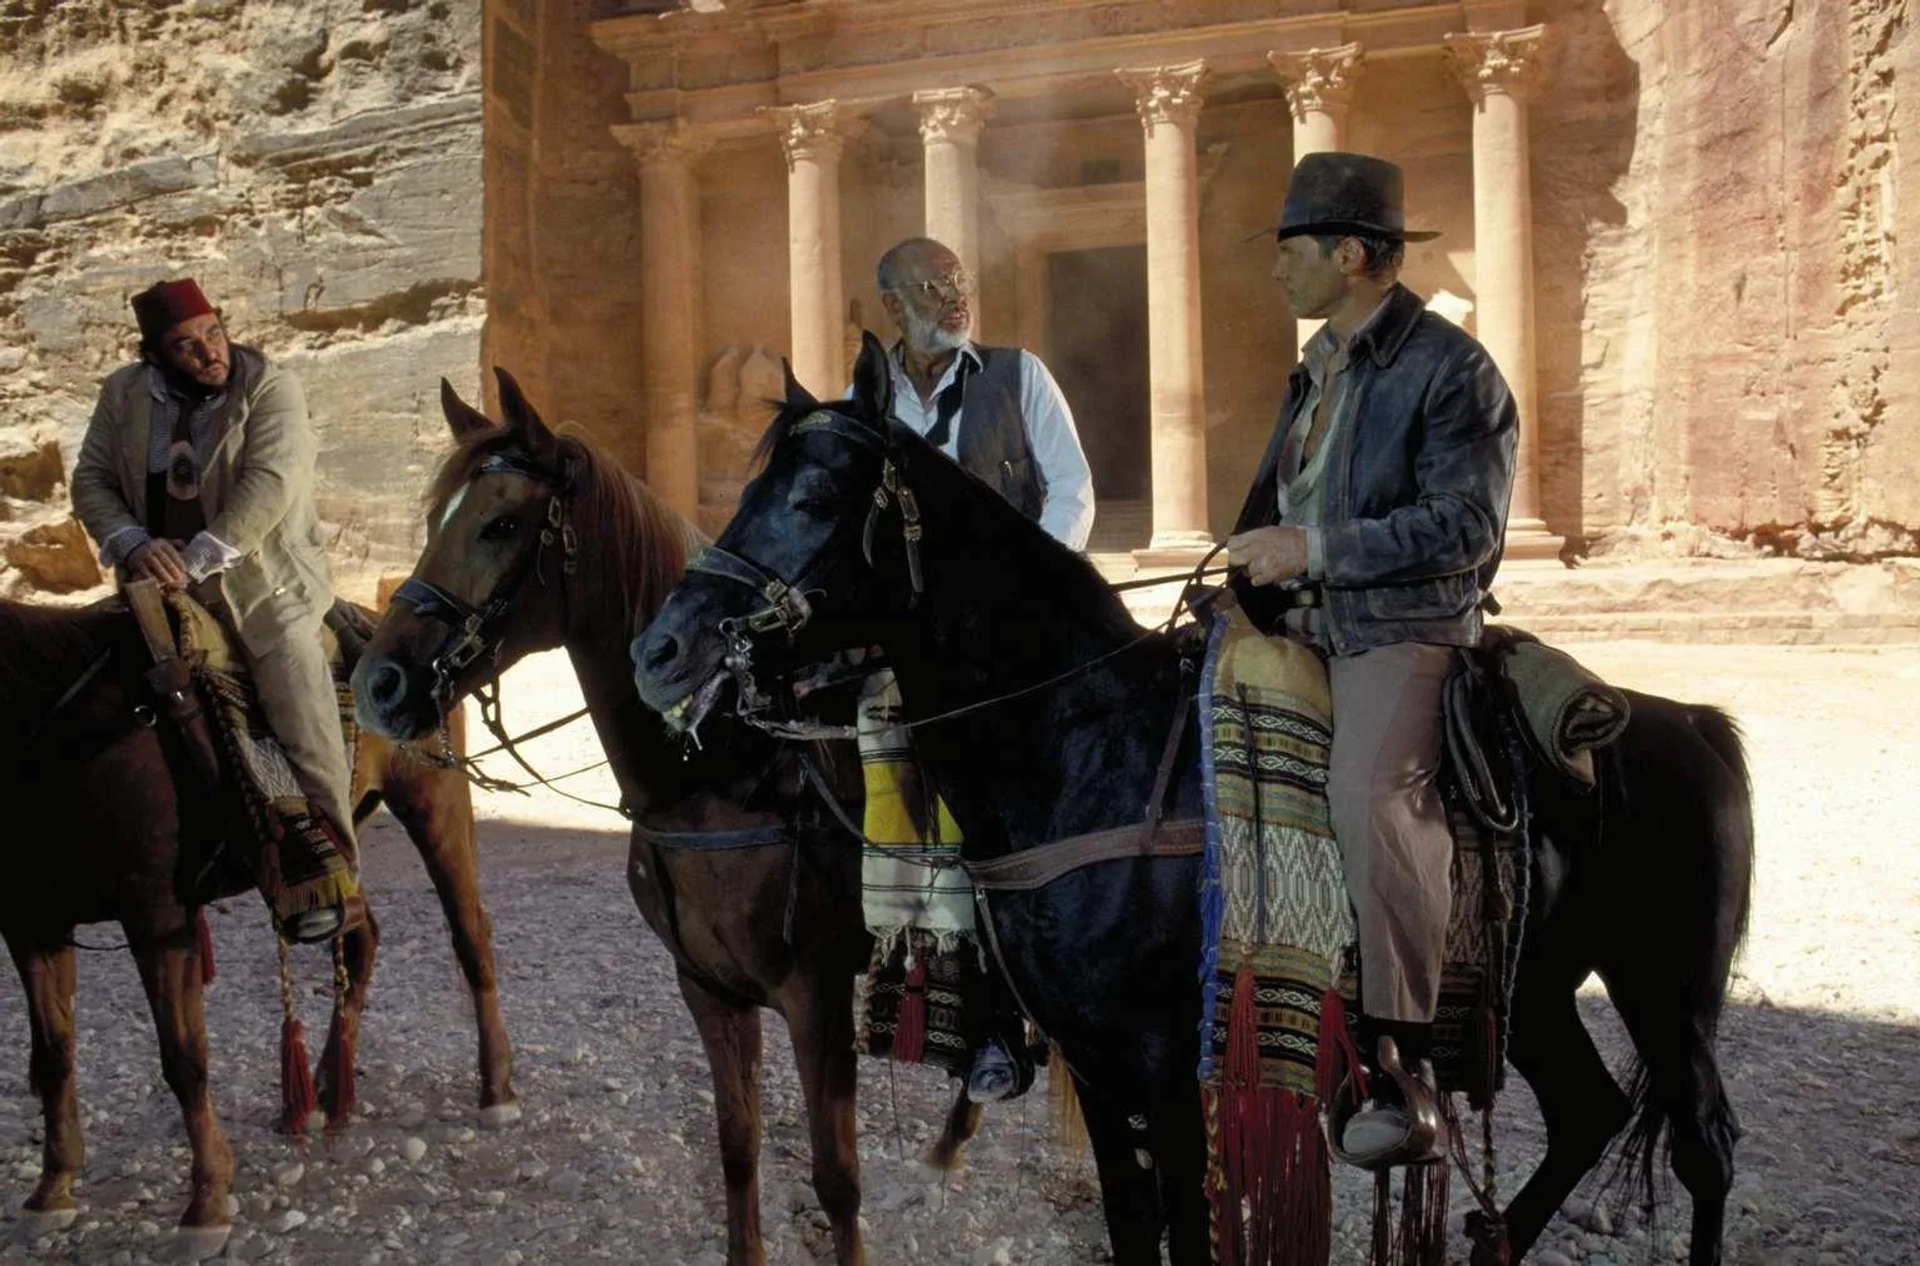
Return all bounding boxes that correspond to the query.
[0,595,512,1257]
[349,371,977,1266]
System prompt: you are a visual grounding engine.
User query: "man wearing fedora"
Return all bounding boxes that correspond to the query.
[1226,152,1517,1164]
[72,278,358,945]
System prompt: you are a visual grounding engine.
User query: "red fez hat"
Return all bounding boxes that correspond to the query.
[131,279,217,344]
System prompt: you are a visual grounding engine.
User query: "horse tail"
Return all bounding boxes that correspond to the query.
[1688,703,1756,954]
[1606,700,1755,1220]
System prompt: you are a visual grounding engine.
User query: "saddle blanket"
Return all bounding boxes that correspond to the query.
[849,669,980,1076]
[1196,605,1528,1263]
[168,593,359,924]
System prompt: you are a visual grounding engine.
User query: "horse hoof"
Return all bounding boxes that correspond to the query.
[172,1223,233,1261]
[16,1205,79,1236]
[478,1100,523,1130]
[916,1150,965,1179]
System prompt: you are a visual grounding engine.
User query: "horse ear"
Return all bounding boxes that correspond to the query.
[493,366,558,459]
[850,330,893,424]
[440,378,494,441]
[781,358,818,410]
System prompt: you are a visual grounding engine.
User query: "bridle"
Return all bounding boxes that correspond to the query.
[684,407,1219,746]
[683,408,924,723]
[386,451,624,815]
[391,452,579,708]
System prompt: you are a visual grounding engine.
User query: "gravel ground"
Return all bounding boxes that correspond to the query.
[2,642,1917,1265]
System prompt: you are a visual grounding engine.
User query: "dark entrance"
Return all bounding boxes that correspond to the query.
[1045,246,1150,550]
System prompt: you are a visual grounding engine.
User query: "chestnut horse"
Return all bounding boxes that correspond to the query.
[0,595,511,1257]
[350,370,978,1266]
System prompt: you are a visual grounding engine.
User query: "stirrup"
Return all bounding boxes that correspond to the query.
[1328,1034,1446,1171]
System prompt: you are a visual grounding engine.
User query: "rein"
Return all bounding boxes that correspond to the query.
[392,451,625,816]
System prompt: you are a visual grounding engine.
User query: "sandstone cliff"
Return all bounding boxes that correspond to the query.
[0,0,483,600]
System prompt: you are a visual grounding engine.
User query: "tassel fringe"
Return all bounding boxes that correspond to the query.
[1206,960,1334,1266]
[892,959,928,1065]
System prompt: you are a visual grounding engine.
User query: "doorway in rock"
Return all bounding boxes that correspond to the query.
[1045,245,1150,552]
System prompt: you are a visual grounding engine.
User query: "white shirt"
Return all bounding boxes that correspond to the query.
[876,342,1096,552]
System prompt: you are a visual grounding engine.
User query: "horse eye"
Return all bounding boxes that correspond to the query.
[479,515,520,541]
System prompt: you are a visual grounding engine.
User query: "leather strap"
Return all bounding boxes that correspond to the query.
[964,819,1205,893]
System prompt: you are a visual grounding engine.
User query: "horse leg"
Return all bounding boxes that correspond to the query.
[1072,1070,1169,1266]
[1152,1073,1211,1266]
[924,1083,984,1172]
[1602,971,1740,1266]
[128,917,235,1255]
[382,759,518,1120]
[317,895,381,1124]
[1500,966,1631,1260]
[5,929,83,1232]
[781,977,864,1266]
[679,970,768,1266]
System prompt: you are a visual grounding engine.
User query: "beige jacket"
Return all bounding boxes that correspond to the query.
[72,347,333,655]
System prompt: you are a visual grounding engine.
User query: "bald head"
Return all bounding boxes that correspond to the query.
[877,237,972,359]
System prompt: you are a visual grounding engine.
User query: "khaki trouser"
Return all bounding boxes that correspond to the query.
[197,587,358,858]
[1326,641,1454,1023]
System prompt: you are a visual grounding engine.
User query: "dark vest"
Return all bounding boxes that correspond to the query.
[952,345,1045,523]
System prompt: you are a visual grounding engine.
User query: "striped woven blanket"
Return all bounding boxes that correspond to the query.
[850,669,979,1076]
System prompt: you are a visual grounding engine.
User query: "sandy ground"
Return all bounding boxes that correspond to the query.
[2,642,1917,1265]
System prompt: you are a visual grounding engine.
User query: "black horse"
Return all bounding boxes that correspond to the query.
[632,333,1754,1266]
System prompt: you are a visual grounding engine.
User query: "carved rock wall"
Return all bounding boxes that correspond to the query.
[1540,0,1919,559]
[0,0,484,600]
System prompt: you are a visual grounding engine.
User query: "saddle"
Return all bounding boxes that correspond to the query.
[122,581,368,911]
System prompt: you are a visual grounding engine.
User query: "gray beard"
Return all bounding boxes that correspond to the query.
[902,305,969,356]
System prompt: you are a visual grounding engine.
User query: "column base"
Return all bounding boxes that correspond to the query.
[1133,530,1216,572]
[1502,518,1567,563]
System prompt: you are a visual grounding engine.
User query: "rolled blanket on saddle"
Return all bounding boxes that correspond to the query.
[852,669,981,1077]
[1485,626,1630,789]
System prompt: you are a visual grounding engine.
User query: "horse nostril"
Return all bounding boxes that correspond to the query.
[641,632,679,675]
[366,661,407,707]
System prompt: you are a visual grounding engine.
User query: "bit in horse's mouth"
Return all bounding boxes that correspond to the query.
[661,669,726,737]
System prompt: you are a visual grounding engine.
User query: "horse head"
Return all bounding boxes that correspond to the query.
[353,369,583,741]
[632,331,916,729]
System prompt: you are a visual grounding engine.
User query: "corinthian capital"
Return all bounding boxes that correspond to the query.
[612,121,710,171]
[1115,59,1208,136]
[913,86,995,148]
[761,100,850,168]
[1444,25,1549,105]
[1268,43,1366,122]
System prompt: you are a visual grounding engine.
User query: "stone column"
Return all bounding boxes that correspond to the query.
[913,86,993,297]
[614,122,706,517]
[1446,25,1562,560]
[765,101,850,400]
[1116,59,1212,559]
[1269,43,1366,353]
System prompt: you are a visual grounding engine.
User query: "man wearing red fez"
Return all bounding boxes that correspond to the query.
[71,278,358,944]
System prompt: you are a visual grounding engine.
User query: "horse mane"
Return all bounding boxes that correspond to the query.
[425,422,707,630]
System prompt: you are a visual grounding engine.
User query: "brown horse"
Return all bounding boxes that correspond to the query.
[350,371,979,1266]
[0,595,512,1257]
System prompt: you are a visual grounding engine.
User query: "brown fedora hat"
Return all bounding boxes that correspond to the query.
[1247,151,1440,243]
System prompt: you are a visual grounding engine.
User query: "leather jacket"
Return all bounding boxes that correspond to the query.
[1231,284,1517,655]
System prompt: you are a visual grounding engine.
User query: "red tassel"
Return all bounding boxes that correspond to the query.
[1317,988,1370,1105]
[1205,962,1336,1266]
[194,908,216,985]
[280,1017,318,1136]
[893,959,928,1065]
[319,1024,357,1126]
